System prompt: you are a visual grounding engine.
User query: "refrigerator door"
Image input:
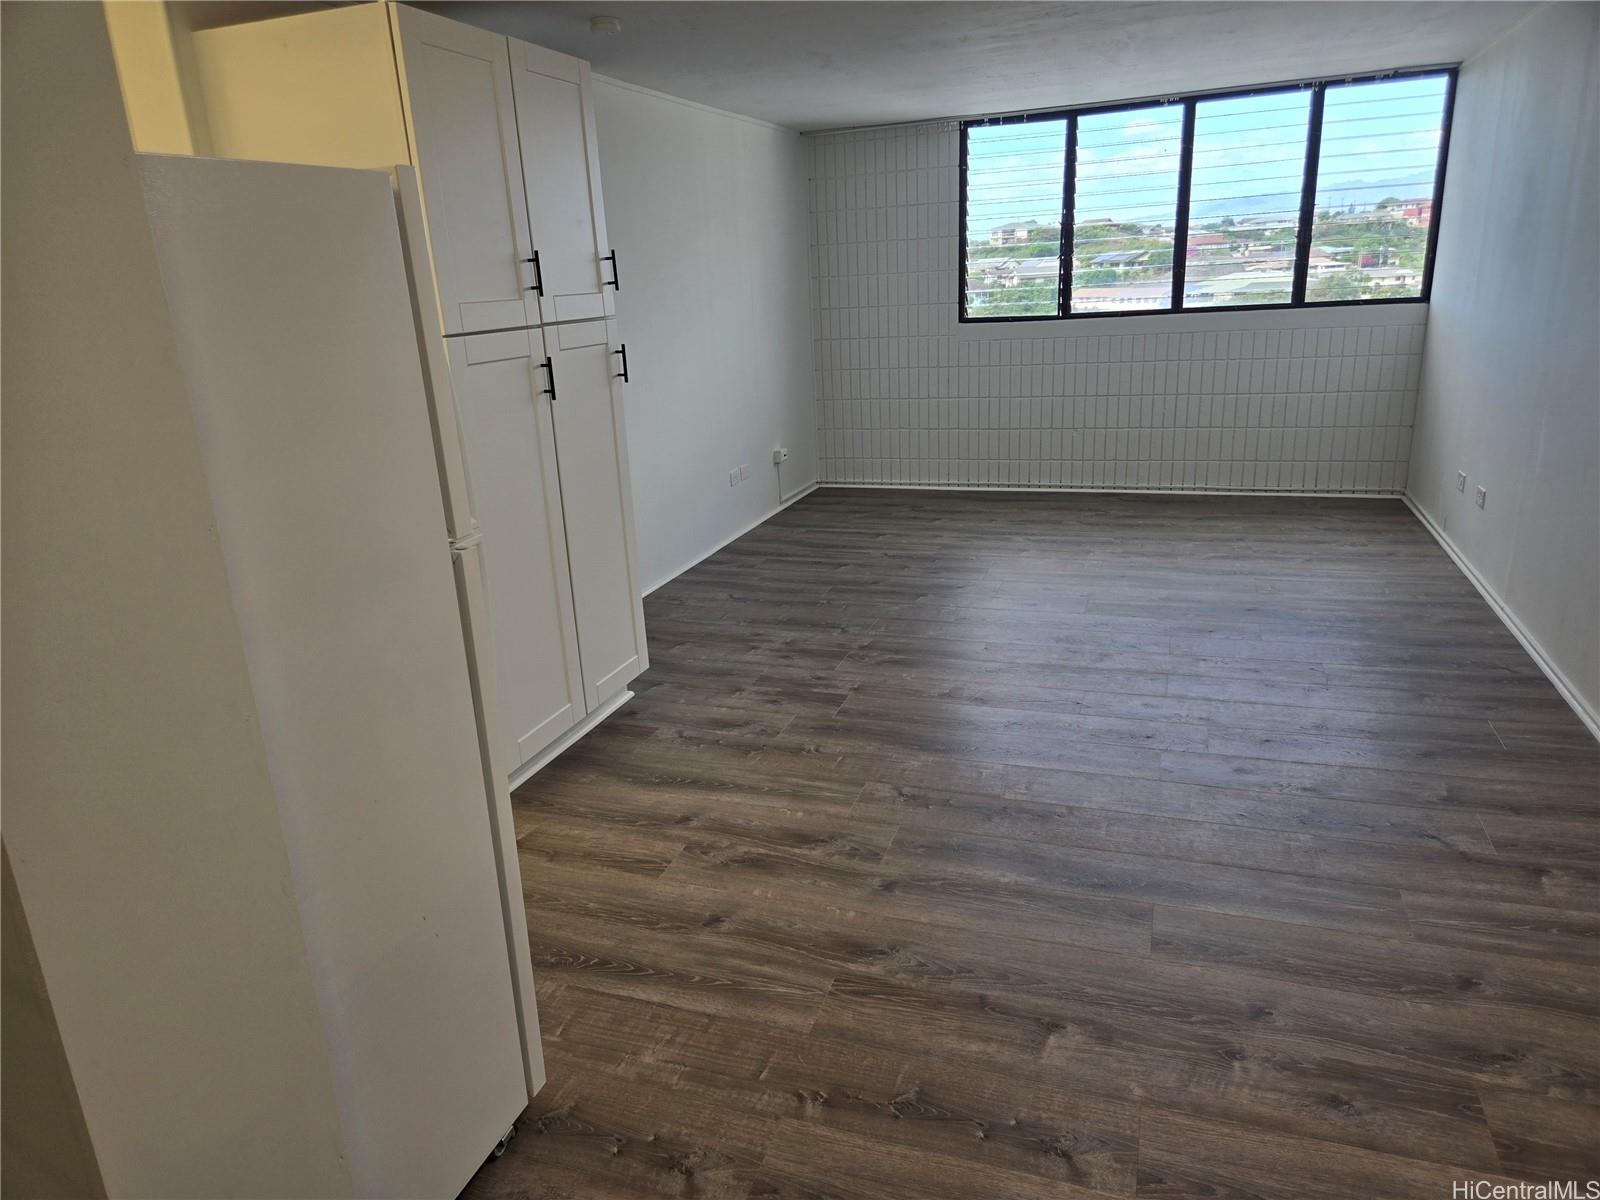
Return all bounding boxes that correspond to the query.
[394,165,546,1098]
[138,153,527,1199]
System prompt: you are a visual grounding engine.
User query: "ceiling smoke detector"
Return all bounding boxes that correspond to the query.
[589,15,622,35]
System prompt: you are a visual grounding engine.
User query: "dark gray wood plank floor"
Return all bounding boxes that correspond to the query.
[463,490,1600,1200]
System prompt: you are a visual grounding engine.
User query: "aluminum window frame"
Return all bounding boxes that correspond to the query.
[958,66,1458,323]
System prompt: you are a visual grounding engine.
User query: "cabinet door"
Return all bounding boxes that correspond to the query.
[544,320,648,709]
[392,5,540,334]
[509,40,615,326]
[448,330,586,772]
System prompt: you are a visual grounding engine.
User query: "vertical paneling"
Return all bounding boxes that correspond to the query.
[806,122,1427,493]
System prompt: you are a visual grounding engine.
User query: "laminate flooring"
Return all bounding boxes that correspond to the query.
[462,490,1600,1200]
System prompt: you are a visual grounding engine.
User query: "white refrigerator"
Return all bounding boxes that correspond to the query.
[137,152,543,1197]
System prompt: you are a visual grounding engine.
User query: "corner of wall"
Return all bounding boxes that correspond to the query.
[1404,492,1600,740]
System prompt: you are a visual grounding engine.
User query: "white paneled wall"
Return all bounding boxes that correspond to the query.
[594,79,817,590]
[807,121,1428,493]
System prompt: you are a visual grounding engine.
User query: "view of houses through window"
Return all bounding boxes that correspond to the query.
[1071,104,1184,313]
[1306,75,1450,302]
[961,71,1452,319]
[1183,90,1312,309]
[964,119,1066,318]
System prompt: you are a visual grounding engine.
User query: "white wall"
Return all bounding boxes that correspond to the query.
[806,121,1429,492]
[1,5,352,1194]
[593,78,818,591]
[1408,2,1599,730]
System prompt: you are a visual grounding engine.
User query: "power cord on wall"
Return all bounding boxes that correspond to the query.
[774,448,805,503]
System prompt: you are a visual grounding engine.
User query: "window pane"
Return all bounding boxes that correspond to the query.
[1184,90,1312,308]
[1306,75,1449,301]
[1070,105,1184,313]
[964,120,1065,318]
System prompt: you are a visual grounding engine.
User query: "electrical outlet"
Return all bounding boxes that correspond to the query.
[739,463,750,481]
[1456,471,1467,492]
[1475,486,1487,509]
[773,447,790,465]
[729,469,739,487]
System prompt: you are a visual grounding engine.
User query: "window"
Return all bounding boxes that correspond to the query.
[959,68,1454,321]
[1071,105,1184,313]
[1184,90,1311,309]
[1306,75,1452,301]
[962,119,1066,318]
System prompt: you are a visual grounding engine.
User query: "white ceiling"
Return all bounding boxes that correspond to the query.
[416,1,1535,131]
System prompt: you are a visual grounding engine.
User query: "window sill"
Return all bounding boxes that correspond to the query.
[953,300,1428,338]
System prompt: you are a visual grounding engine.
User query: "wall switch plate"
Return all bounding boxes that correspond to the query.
[1457,471,1467,492]
[739,463,750,481]
[1475,486,1487,509]
[729,469,739,487]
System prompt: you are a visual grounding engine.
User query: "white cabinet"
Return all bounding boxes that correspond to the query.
[187,2,650,780]
[391,6,540,335]
[193,5,613,338]
[510,41,616,326]
[449,317,649,769]
[544,319,648,709]
[447,331,587,767]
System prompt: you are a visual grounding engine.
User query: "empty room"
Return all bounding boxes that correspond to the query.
[4,0,1598,1197]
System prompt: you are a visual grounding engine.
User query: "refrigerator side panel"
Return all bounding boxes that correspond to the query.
[139,153,527,1198]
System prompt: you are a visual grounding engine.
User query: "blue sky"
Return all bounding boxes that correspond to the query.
[966,74,1449,245]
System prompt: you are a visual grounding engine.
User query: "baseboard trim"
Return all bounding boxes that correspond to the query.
[642,482,820,596]
[816,482,1404,499]
[508,689,635,792]
[1403,494,1600,743]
